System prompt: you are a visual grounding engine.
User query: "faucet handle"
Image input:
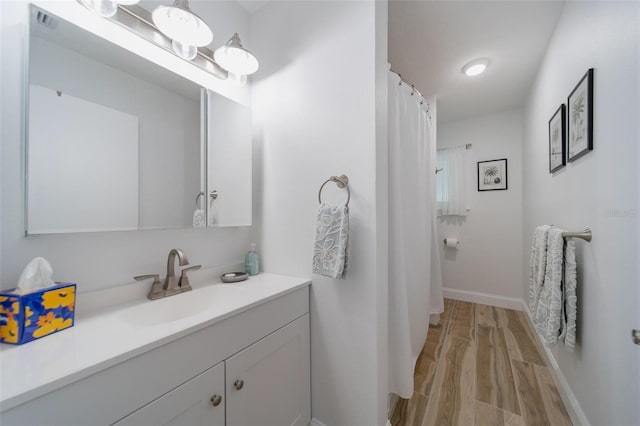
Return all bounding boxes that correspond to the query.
[134,274,164,300]
[134,274,160,283]
[178,265,201,293]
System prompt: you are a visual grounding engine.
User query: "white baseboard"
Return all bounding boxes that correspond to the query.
[442,287,524,311]
[521,304,591,426]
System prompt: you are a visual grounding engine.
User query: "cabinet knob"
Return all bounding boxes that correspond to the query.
[210,395,222,407]
[234,379,244,390]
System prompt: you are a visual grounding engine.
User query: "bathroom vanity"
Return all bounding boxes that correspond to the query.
[0,273,311,426]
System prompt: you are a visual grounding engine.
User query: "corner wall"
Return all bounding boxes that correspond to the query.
[522,2,639,424]
[437,109,523,307]
[250,1,388,424]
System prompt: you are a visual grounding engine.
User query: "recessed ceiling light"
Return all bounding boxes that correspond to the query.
[462,58,490,77]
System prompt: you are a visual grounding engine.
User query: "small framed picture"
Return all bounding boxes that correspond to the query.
[567,68,594,162]
[549,104,566,173]
[478,158,508,191]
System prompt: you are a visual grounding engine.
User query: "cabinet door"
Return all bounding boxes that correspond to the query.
[226,314,310,426]
[112,362,225,426]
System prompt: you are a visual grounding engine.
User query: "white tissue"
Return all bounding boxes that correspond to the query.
[16,257,54,291]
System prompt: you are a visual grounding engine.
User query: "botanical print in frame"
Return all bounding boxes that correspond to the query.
[567,68,594,161]
[549,104,566,173]
[478,158,508,191]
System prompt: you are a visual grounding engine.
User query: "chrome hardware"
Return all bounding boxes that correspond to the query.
[633,329,640,345]
[233,379,244,390]
[134,274,164,300]
[163,248,189,297]
[318,175,350,207]
[134,249,193,300]
[210,190,218,200]
[178,265,201,293]
[210,395,222,407]
[562,228,592,242]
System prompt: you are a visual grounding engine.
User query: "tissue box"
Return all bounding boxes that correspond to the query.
[0,282,76,345]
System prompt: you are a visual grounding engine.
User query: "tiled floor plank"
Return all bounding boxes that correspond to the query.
[414,321,449,396]
[476,325,521,415]
[497,308,545,366]
[422,336,475,426]
[391,393,429,426]
[534,364,572,426]
[511,360,551,425]
[474,400,524,426]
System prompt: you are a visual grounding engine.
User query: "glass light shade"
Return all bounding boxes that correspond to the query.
[228,72,247,87]
[79,0,118,18]
[462,58,490,77]
[152,0,213,47]
[172,39,198,60]
[214,33,259,75]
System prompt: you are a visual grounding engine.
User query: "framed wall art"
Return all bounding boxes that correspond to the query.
[567,68,594,162]
[549,104,566,173]
[478,158,508,191]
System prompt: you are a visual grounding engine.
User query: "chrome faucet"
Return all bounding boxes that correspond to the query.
[135,249,201,300]
[163,248,189,296]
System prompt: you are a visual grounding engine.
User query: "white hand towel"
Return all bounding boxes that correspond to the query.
[561,238,577,351]
[192,209,205,228]
[528,225,552,314]
[312,203,349,279]
[533,228,565,346]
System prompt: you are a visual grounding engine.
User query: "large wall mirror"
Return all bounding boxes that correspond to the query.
[25,5,251,235]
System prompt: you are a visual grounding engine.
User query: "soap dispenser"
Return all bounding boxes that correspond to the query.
[244,243,259,276]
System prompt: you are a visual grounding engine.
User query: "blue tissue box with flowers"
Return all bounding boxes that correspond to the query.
[0,282,76,345]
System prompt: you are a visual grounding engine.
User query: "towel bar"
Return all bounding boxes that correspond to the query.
[318,175,350,207]
[562,228,592,242]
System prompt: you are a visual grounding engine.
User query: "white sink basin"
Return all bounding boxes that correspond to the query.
[120,284,245,326]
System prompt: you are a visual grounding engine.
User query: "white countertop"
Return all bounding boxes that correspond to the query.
[0,272,310,412]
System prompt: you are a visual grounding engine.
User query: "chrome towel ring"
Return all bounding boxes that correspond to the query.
[318,175,350,207]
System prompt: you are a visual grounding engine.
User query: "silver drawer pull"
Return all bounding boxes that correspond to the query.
[234,379,244,390]
[210,395,222,407]
[633,329,640,345]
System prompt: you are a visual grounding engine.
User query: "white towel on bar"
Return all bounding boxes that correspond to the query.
[532,228,565,347]
[528,225,552,314]
[560,238,577,351]
[193,208,205,228]
[312,203,349,278]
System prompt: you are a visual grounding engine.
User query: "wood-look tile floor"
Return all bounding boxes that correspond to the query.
[391,299,573,426]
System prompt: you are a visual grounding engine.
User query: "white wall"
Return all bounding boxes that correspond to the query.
[0,0,252,292]
[437,109,523,303]
[250,1,388,425]
[522,2,639,424]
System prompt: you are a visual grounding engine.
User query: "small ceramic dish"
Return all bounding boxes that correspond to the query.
[220,272,249,283]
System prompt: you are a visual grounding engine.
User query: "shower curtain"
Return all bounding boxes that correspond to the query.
[387,70,444,398]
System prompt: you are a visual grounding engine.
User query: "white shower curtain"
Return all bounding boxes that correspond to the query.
[387,70,444,399]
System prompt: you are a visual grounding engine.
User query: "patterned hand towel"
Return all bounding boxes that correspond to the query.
[312,203,349,278]
[560,238,577,351]
[533,228,565,347]
[193,208,205,228]
[529,225,552,314]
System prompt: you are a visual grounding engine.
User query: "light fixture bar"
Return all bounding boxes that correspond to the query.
[108,4,227,79]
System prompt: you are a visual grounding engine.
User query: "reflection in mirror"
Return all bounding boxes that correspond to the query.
[207,92,252,227]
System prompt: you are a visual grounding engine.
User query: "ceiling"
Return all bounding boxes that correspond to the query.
[389,0,565,123]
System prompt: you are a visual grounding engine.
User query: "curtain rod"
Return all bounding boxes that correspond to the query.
[389,68,430,112]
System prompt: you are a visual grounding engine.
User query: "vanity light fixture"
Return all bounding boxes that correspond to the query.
[462,58,490,77]
[214,33,259,78]
[152,0,214,60]
[79,0,140,18]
